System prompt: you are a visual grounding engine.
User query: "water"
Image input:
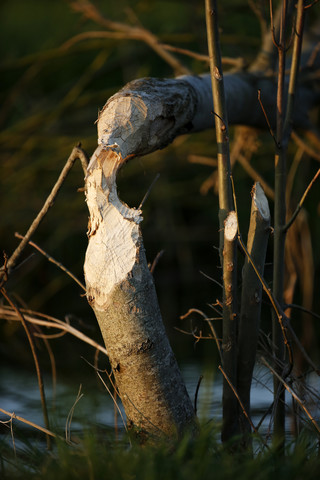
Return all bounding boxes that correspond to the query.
[184,362,275,434]
[0,361,318,445]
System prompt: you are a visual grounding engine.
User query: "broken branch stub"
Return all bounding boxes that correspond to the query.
[84,146,196,439]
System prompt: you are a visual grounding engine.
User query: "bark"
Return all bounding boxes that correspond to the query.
[96,66,318,161]
[272,0,305,446]
[205,0,238,444]
[221,211,238,442]
[237,183,271,447]
[84,147,196,440]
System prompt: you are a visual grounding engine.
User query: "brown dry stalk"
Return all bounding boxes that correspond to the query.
[61,31,243,70]
[69,0,190,75]
[180,308,222,361]
[65,385,84,444]
[0,305,108,356]
[257,89,278,147]
[0,408,57,439]
[159,43,245,68]
[188,155,217,167]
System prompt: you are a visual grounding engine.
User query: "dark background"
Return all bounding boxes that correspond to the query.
[1,0,319,370]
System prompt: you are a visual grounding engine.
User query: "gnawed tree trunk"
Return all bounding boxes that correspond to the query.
[83,21,319,440]
[95,68,317,162]
[84,146,196,440]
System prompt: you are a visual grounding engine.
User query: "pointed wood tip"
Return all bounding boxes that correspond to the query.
[224,211,238,241]
[252,182,270,221]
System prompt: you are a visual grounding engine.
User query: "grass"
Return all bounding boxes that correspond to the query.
[1,422,320,480]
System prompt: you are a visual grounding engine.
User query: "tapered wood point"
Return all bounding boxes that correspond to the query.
[253,182,270,221]
[224,211,238,241]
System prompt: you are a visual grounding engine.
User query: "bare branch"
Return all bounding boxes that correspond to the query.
[69,0,190,75]
[257,90,279,147]
[0,305,109,356]
[0,408,58,439]
[0,146,88,280]
[180,308,222,361]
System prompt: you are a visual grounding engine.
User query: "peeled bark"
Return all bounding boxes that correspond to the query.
[84,147,196,440]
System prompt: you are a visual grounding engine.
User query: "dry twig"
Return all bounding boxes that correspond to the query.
[181,308,222,364]
[0,408,57,439]
[69,0,190,75]
[0,305,108,356]
[0,145,89,280]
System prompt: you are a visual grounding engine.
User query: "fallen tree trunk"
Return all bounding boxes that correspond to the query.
[95,67,317,161]
[84,147,196,440]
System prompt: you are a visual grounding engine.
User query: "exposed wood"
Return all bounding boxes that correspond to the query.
[84,147,196,440]
[96,63,318,162]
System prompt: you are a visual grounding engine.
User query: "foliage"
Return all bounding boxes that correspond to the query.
[1,425,320,480]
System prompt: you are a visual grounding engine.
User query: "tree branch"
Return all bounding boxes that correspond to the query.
[0,145,88,280]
